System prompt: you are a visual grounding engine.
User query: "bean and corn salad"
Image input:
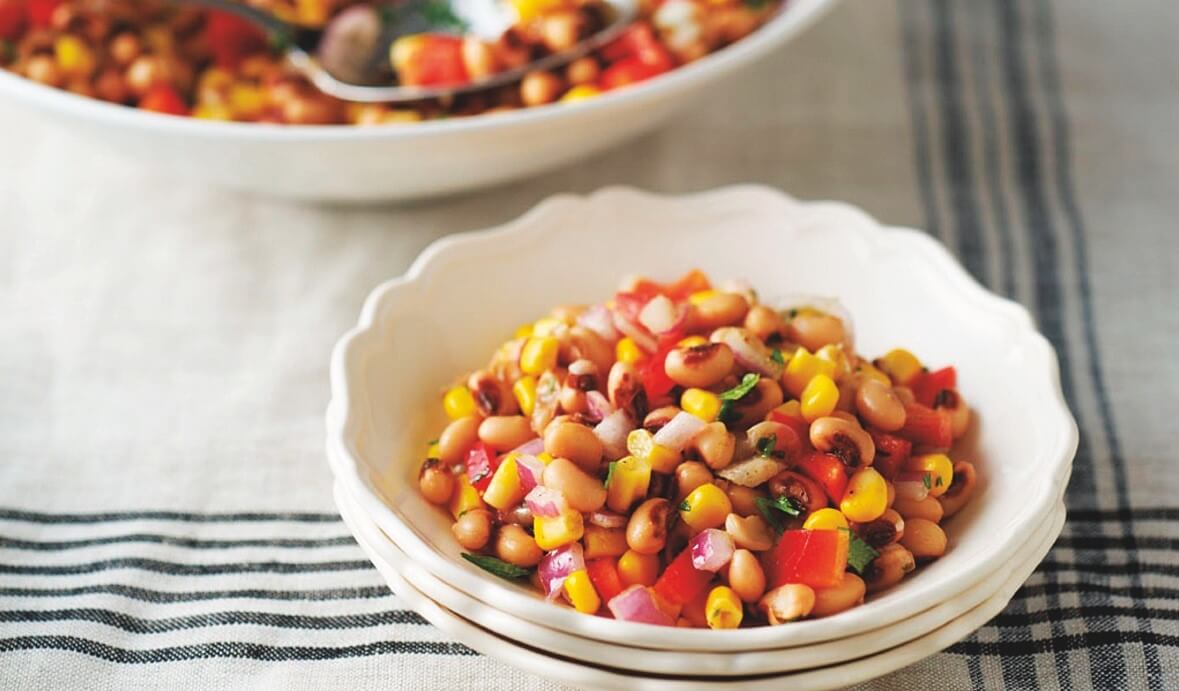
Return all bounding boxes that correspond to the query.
[0,0,780,124]
[418,270,978,629]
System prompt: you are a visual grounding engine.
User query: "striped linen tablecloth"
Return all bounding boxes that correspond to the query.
[1,0,1176,689]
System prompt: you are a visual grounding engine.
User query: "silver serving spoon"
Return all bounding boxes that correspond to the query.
[176,0,637,103]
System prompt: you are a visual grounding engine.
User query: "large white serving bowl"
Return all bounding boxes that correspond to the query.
[338,480,1067,689]
[0,0,835,202]
[333,470,1065,676]
[325,186,1077,650]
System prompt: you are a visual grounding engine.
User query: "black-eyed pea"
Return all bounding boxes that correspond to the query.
[520,70,562,107]
[418,459,455,505]
[452,509,493,550]
[692,422,736,470]
[460,37,497,80]
[724,513,773,551]
[899,518,947,560]
[566,326,614,377]
[723,483,763,517]
[787,312,847,352]
[759,583,816,624]
[855,379,907,431]
[768,470,828,515]
[494,524,543,567]
[855,508,905,549]
[730,378,785,428]
[675,461,714,500]
[864,544,916,592]
[938,461,977,518]
[664,342,735,389]
[809,416,875,468]
[892,385,916,406]
[542,457,607,513]
[543,420,603,472]
[558,360,598,415]
[626,498,671,555]
[608,361,649,421]
[892,495,945,523]
[744,305,786,343]
[691,292,750,331]
[934,389,971,439]
[811,573,867,617]
[468,370,518,416]
[727,548,766,603]
[477,415,534,451]
[438,416,480,464]
[643,406,681,433]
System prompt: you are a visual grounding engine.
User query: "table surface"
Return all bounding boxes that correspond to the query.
[2,0,1176,689]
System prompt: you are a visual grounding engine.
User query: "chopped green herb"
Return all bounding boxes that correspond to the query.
[268,30,293,54]
[678,500,691,512]
[922,474,932,490]
[843,530,880,575]
[420,0,467,30]
[771,348,785,365]
[604,461,618,489]
[717,400,736,424]
[788,308,799,318]
[427,438,440,446]
[935,476,944,487]
[755,495,802,533]
[756,434,779,458]
[461,553,531,580]
[720,373,760,401]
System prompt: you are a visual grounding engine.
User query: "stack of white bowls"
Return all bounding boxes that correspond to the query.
[326,187,1077,690]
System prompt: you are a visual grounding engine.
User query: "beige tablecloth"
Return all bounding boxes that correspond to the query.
[2,0,1177,688]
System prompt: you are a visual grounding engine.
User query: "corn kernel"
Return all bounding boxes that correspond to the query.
[520,336,559,375]
[513,376,538,417]
[583,524,629,559]
[514,323,534,339]
[295,0,330,25]
[511,0,560,21]
[856,361,892,386]
[626,429,680,474]
[531,318,564,337]
[193,103,233,121]
[563,569,601,613]
[815,344,852,380]
[443,386,478,419]
[679,483,732,532]
[688,290,717,305]
[617,549,660,586]
[705,586,743,629]
[677,335,708,348]
[681,388,722,421]
[448,474,485,519]
[54,35,95,77]
[840,468,888,523]
[533,510,584,550]
[537,451,555,465]
[228,83,265,118]
[905,453,954,498]
[560,85,601,103]
[426,442,442,458]
[606,455,652,513]
[482,455,525,510]
[800,374,839,422]
[875,348,923,386]
[783,347,837,398]
[615,336,645,365]
[803,507,849,531]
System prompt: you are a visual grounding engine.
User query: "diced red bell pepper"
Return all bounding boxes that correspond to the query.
[662,269,712,301]
[600,56,670,91]
[654,546,713,605]
[769,529,849,590]
[395,34,469,87]
[911,366,957,407]
[898,403,953,450]
[613,291,653,322]
[767,409,810,451]
[464,442,500,493]
[869,430,912,480]
[600,23,661,63]
[640,336,680,401]
[139,84,189,116]
[204,9,268,69]
[586,558,624,605]
[0,0,26,41]
[27,0,58,28]
[795,452,848,504]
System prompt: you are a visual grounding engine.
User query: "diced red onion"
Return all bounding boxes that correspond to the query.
[894,471,930,501]
[689,529,735,572]
[577,304,619,342]
[510,437,545,458]
[593,409,633,461]
[585,391,614,423]
[652,411,707,452]
[607,585,676,626]
[612,311,658,353]
[589,510,628,529]
[638,295,680,334]
[539,543,585,601]
[712,327,783,378]
[525,486,566,518]
[516,454,545,493]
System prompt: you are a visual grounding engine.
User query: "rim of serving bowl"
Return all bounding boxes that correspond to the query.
[0,0,837,141]
[325,185,1078,651]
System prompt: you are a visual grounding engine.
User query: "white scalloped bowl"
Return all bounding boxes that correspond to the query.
[0,1,834,202]
[326,185,1076,651]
